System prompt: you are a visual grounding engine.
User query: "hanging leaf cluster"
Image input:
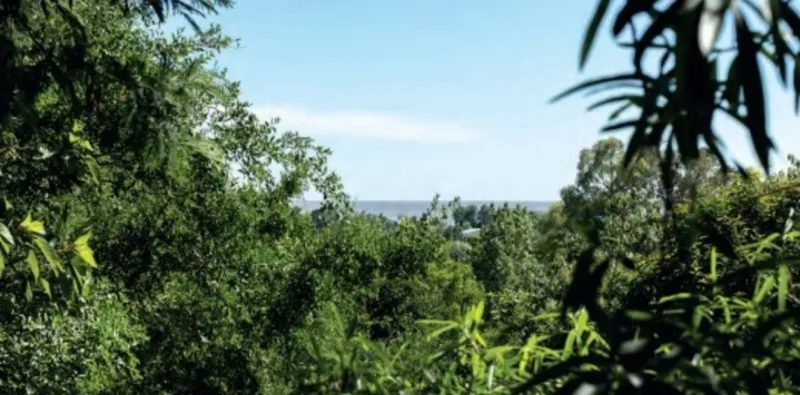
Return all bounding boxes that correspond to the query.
[557,0,800,183]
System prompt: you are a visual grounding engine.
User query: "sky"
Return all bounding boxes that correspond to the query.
[176,1,800,201]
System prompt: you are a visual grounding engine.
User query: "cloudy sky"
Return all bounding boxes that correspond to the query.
[185,1,800,201]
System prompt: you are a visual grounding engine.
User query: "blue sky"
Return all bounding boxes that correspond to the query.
[185,1,800,201]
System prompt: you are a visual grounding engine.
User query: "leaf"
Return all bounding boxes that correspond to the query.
[794,54,800,113]
[753,275,775,304]
[418,319,457,326]
[0,238,10,255]
[587,95,641,112]
[426,323,459,342]
[769,0,789,86]
[710,246,718,283]
[74,233,97,268]
[550,73,647,104]
[27,251,40,281]
[634,2,682,70]
[725,57,741,109]
[658,293,694,304]
[625,310,653,322]
[40,278,51,298]
[601,119,639,133]
[0,251,4,276]
[777,264,789,312]
[579,0,611,70]
[33,237,63,273]
[735,10,772,174]
[613,0,657,36]
[20,213,46,235]
[511,355,606,394]
[0,222,14,247]
[25,281,33,302]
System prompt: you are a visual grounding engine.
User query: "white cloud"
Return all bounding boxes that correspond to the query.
[252,104,480,144]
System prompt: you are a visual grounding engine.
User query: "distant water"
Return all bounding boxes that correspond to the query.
[295,200,554,220]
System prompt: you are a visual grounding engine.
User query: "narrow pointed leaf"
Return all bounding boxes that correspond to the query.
[27,251,40,281]
[25,281,33,302]
[580,0,612,70]
[613,0,658,36]
[34,237,63,273]
[735,11,772,173]
[550,73,646,103]
[634,2,681,69]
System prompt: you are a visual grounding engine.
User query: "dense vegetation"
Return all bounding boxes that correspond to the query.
[1,0,800,394]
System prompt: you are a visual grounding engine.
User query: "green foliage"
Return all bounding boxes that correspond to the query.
[0,279,146,393]
[3,0,800,393]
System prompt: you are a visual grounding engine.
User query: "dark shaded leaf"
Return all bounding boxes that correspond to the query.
[586,95,641,111]
[735,10,773,174]
[634,2,682,70]
[510,355,608,394]
[794,54,800,113]
[580,0,612,70]
[550,73,648,104]
[613,0,658,36]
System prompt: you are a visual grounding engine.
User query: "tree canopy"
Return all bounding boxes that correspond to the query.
[1,1,799,394]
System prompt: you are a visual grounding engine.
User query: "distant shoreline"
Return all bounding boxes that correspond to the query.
[294,200,555,220]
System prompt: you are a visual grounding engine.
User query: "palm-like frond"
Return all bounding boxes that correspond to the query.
[565,0,800,180]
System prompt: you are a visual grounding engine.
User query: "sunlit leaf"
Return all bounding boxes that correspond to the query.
[20,213,46,235]
[40,278,52,298]
[33,237,63,273]
[0,222,14,247]
[74,232,97,268]
[777,264,789,311]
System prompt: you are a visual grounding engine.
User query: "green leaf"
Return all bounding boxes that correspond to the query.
[27,251,40,281]
[74,233,97,268]
[72,119,85,133]
[418,319,457,326]
[33,237,63,273]
[562,331,576,359]
[25,281,33,302]
[778,264,789,312]
[579,0,611,70]
[0,222,14,247]
[0,251,4,276]
[710,246,718,283]
[625,310,653,322]
[753,275,775,304]
[426,323,459,342]
[20,213,46,235]
[658,292,693,304]
[40,278,51,298]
